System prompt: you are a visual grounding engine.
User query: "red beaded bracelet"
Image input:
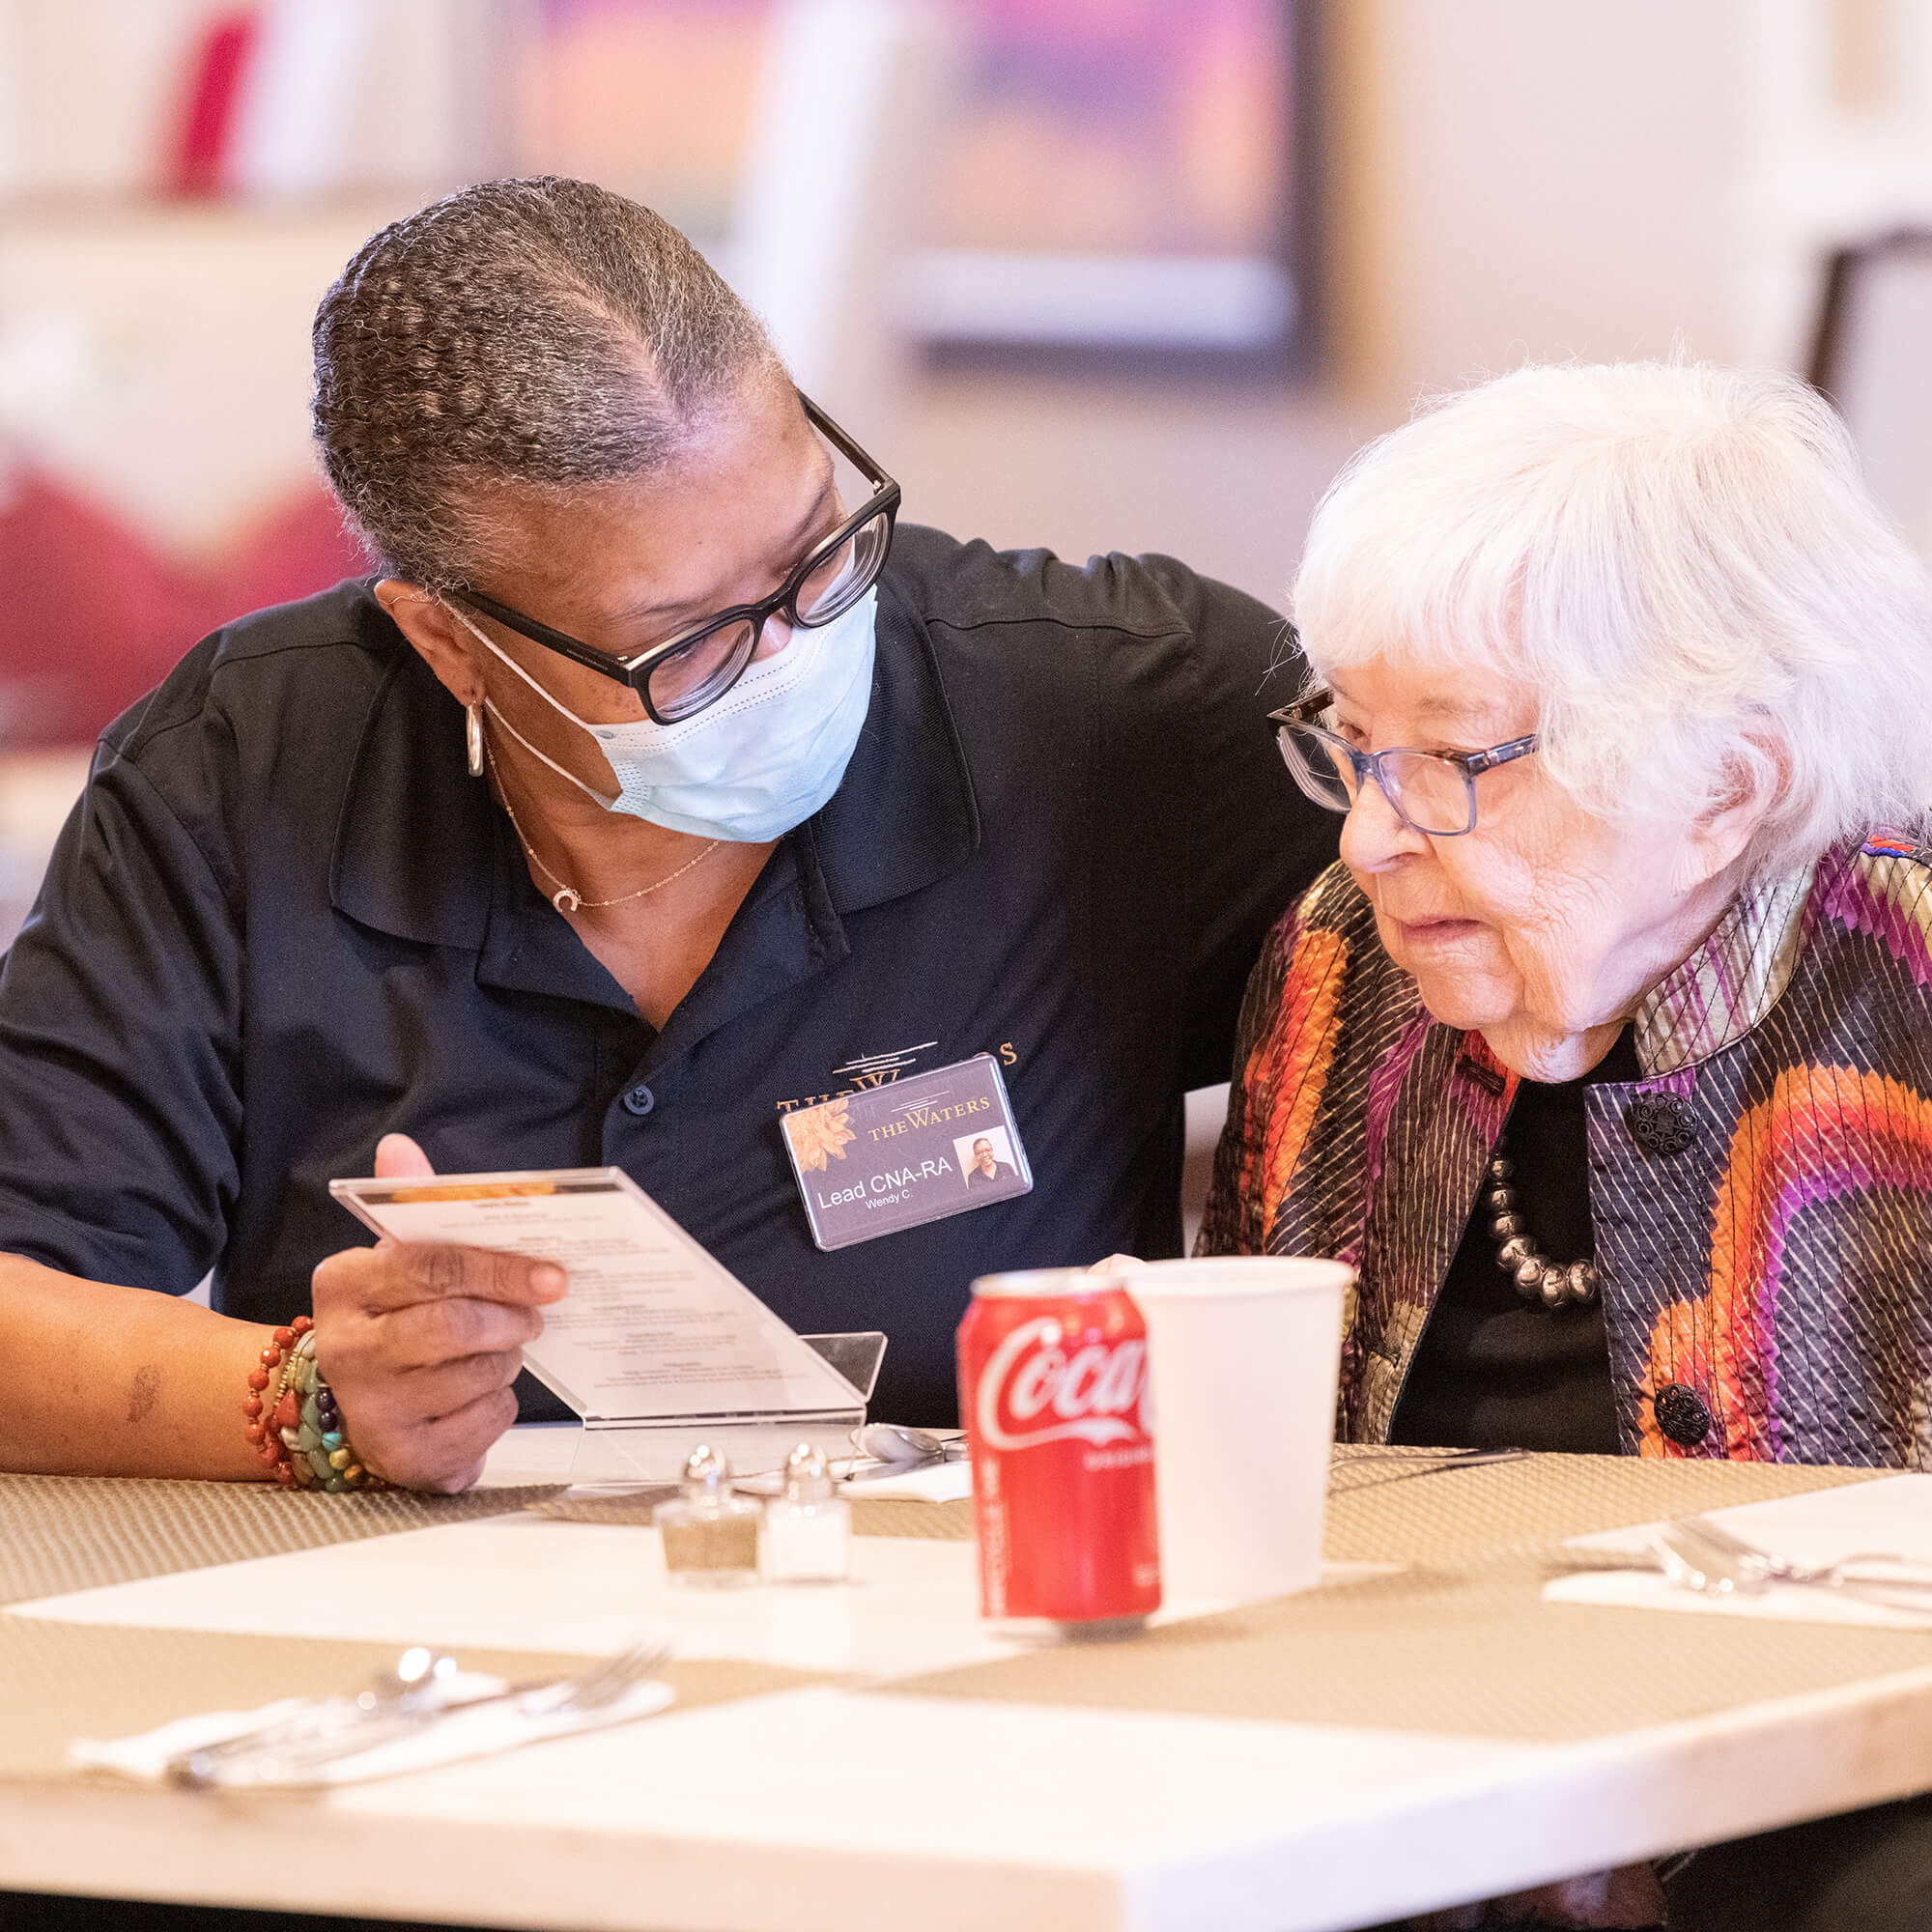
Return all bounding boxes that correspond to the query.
[242,1318,312,1487]
[242,1318,387,1492]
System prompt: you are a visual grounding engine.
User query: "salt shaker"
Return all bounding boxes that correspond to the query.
[656,1444,760,1586]
[762,1442,852,1583]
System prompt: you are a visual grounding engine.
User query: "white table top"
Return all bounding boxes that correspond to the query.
[9,1430,1932,1931]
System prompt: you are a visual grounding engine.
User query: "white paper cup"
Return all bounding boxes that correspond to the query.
[1125,1257,1353,1605]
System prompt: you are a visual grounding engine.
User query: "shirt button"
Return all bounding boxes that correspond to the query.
[621,1084,655,1118]
[1626,1091,1694,1157]
[1654,1383,1712,1447]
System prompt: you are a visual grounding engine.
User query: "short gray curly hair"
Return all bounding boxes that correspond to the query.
[1293,360,1932,879]
[311,176,782,588]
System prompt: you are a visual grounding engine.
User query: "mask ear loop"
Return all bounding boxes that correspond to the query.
[481,697,622,810]
[440,598,625,810]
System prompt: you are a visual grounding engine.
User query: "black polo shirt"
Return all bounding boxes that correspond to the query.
[0,525,1333,1426]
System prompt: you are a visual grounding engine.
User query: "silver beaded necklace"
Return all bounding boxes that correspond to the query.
[1481,1154,1600,1311]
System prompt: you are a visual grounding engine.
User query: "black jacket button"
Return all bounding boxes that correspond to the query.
[621,1085,655,1118]
[1627,1091,1694,1157]
[1654,1383,1712,1447]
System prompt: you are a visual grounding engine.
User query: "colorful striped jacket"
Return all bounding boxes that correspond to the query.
[1197,831,1932,1463]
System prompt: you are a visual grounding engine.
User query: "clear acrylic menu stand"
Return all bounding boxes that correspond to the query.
[328,1166,893,1494]
[564,1330,888,1488]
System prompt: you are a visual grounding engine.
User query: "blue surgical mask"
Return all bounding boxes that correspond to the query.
[447,590,877,843]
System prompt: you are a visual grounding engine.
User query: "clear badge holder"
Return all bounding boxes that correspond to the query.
[565,1330,887,1488]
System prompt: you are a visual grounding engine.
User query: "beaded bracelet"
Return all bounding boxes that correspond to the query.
[242,1319,387,1492]
[242,1318,308,1484]
[284,1331,388,1492]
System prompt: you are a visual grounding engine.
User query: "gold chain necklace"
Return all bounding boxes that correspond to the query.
[486,744,722,915]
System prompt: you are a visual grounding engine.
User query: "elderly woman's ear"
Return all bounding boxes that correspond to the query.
[376,581,487,709]
[1671,727,1791,895]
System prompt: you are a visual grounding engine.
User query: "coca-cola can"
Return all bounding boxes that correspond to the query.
[957,1267,1160,1631]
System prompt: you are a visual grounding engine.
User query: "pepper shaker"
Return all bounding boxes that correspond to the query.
[656,1444,760,1586]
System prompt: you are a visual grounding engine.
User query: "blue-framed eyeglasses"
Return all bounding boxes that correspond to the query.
[1269,688,1539,837]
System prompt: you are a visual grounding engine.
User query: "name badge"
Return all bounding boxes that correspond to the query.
[781,1054,1033,1250]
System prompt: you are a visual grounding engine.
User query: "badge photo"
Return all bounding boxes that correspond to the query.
[956,1127,1019,1191]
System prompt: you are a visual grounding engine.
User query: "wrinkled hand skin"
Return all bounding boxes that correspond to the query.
[307,1134,568,1493]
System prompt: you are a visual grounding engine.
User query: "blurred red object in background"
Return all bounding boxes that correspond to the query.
[168,9,265,199]
[0,469,370,747]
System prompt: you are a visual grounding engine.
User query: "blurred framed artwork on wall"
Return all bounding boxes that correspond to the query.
[522,0,1321,371]
[912,0,1319,367]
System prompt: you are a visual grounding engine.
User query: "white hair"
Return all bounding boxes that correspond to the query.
[1291,360,1932,876]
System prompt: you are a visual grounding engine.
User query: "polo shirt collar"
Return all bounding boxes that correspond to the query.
[330,578,979,955]
[330,636,496,952]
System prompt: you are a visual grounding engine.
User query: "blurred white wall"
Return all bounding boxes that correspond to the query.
[894,372,1368,609]
[1333,0,1932,402]
[1332,0,1752,401]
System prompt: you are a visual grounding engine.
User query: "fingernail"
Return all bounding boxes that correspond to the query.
[533,1264,567,1295]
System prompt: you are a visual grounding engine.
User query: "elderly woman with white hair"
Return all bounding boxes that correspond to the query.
[1201,360,1932,1931]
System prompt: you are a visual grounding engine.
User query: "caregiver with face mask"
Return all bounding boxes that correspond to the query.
[0,178,1333,1492]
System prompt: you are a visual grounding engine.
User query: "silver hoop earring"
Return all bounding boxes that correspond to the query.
[466,702,485,780]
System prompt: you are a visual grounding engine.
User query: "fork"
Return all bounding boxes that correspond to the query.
[1653,1518,1932,1612]
[1668,1514,1932,1591]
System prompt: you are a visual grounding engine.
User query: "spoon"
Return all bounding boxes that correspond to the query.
[850,1423,961,1465]
[170,1647,463,1779]
[356,1644,461,1710]
[1651,1521,1757,1597]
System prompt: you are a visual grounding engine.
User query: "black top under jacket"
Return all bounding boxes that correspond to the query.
[1388,1028,1640,1455]
[0,523,1335,1426]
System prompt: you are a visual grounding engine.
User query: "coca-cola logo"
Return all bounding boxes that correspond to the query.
[976,1316,1150,1452]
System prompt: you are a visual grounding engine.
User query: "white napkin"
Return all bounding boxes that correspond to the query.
[1544,1474,1932,1630]
[71,1672,675,1788]
[840,1459,974,1502]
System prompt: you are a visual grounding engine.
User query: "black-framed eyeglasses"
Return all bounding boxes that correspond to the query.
[451,393,900,724]
[1269,688,1538,837]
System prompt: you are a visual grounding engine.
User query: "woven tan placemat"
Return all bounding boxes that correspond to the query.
[1321,1449,1880,1565]
[0,1616,819,1782]
[848,1496,974,1540]
[0,1474,563,1608]
[0,1454,1878,1608]
[889,1458,1923,1745]
[889,1553,1932,1744]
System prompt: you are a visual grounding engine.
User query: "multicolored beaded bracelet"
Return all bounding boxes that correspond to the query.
[242,1318,387,1492]
[284,1331,388,1492]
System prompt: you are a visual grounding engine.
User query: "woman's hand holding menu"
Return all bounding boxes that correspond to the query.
[310,1134,569,1492]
